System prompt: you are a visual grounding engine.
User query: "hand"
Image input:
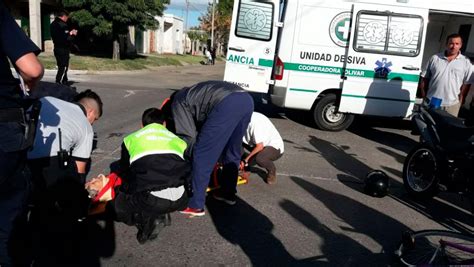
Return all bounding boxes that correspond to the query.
[240,160,248,170]
[70,29,78,36]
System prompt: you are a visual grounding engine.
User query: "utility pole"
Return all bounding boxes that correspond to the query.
[185,0,189,31]
[211,0,216,50]
[185,0,190,53]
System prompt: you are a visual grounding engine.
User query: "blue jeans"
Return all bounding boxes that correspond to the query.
[188,92,253,209]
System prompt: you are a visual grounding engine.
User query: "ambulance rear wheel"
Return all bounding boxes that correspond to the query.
[313,94,354,131]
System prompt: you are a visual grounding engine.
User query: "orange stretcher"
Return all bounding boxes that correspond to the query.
[206,163,249,192]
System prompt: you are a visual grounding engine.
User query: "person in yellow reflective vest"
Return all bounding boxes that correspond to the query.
[109,108,191,244]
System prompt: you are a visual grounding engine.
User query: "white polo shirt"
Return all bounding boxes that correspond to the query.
[243,112,284,153]
[421,52,472,106]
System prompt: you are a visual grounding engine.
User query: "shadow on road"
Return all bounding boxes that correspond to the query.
[389,193,473,234]
[348,123,416,155]
[206,196,296,266]
[305,135,473,234]
[12,211,116,266]
[307,135,373,179]
[351,116,412,131]
[285,176,405,265]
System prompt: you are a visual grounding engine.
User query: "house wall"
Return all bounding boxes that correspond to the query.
[151,14,185,55]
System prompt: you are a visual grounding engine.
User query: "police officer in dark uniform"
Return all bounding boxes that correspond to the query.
[50,10,77,85]
[0,2,44,265]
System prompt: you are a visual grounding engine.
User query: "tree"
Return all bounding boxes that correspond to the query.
[199,0,233,51]
[187,27,207,55]
[62,0,169,60]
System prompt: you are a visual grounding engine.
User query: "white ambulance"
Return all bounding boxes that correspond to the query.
[224,0,474,131]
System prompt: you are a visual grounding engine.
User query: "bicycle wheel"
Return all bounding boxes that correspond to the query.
[396,230,474,266]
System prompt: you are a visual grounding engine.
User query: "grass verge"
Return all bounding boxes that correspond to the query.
[38,53,209,71]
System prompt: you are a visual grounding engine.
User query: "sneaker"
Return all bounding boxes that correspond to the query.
[179,207,205,217]
[212,192,237,206]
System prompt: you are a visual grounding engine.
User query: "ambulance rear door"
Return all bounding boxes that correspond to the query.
[338,3,428,118]
[224,0,281,93]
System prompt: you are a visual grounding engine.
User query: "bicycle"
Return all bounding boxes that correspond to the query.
[395,229,474,265]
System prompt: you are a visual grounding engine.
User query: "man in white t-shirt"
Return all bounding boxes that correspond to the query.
[418,33,472,117]
[242,112,284,184]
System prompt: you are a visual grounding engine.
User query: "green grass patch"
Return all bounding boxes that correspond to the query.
[38,53,208,71]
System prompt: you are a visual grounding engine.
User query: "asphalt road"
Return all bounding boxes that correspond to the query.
[39,63,473,266]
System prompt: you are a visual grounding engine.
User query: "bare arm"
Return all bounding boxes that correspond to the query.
[75,160,87,174]
[460,84,471,105]
[15,52,44,90]
[245,142,264,163]
[416,77,429,99]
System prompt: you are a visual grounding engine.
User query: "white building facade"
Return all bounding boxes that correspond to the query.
[135,14,186,55]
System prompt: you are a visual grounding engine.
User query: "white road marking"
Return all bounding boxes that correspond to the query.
[124,90,136,98]
[277,172,343,182]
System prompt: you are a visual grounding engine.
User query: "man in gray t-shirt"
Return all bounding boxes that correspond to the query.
[26,90,102,265]
[418,33,472,117]
[28,90,103,183]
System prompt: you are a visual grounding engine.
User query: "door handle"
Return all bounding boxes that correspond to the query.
[229,47,245,52]
[402,66,420,71]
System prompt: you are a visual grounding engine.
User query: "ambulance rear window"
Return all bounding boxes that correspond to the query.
[353,11,424,57]
[235,0,274,41]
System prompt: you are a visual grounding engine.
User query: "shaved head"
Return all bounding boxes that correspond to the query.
[74,89,103,124]
[79,97,100,115]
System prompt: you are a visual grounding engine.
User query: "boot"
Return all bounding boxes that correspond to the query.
[136,215,157,244]
[266,173,277,185]
[147,213,172,241]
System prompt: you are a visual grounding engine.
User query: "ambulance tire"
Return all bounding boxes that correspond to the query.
[313,94,354,131]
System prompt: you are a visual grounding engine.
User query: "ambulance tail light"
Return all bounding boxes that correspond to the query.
[274,57,284,80]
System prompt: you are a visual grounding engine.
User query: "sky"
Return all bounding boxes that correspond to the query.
[166,0,212,29]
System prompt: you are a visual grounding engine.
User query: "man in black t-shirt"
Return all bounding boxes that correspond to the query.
[0,2,43,265]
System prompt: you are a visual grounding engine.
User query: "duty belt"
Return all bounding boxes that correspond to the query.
[0,108,25,123]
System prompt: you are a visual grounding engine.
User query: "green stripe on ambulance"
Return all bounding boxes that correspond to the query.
[226,55,274,68]
[284,62,419,82]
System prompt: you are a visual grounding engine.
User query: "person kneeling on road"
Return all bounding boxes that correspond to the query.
[242,112,284,184]
[108,108,190,244]
[28,90,103,187]
[28,90,102,200]
[26,90,102,265]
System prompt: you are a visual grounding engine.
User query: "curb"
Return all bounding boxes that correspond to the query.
[44,69,89,75]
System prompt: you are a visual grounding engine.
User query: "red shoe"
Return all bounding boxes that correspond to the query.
[179,207,205,217]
